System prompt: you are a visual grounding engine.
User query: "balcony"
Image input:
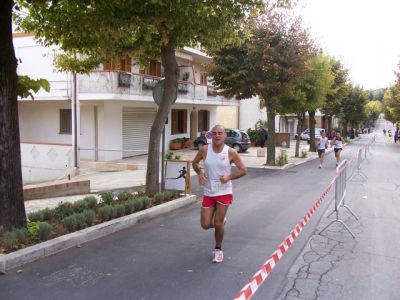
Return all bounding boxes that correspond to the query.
[78,71,236,104]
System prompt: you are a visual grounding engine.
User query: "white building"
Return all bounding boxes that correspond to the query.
[14,34,250,170]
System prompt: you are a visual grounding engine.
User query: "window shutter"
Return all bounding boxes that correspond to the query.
[183,110,187,133]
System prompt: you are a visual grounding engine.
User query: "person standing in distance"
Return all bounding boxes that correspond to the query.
[316,130,328,168]
[192,125,247,263]
[331,132,344,166]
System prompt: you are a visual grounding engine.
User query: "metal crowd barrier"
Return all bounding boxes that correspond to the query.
[349,148,368,182]
[319,159,359,238]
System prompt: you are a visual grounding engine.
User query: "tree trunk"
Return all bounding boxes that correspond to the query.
[265,99,276,166]
[342,120,348,138]
[145,39,179,196]
[294,113,304,158]
[326,116,332,136]
[309,110,316,152]
[0,0,27,230]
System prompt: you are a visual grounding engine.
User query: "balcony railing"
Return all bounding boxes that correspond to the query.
[78,71,234,103]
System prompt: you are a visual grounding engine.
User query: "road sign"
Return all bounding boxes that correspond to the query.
[152,79,178,106]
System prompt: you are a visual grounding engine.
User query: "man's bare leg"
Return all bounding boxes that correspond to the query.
[213,203,229,248]
[201,206,216,230]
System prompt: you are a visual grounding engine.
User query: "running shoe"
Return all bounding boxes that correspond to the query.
[319,164,322,168]
[212,249,224,263]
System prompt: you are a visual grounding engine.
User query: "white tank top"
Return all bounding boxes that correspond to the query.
[334,137,343,149]
[318,137,328,150]
[204,145,232,196]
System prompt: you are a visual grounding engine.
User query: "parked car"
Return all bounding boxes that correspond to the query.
[194,128,251,152]
[294,128,324,141]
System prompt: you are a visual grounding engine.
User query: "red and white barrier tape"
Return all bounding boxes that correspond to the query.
[233,177,336,300]
[233,148,363,300]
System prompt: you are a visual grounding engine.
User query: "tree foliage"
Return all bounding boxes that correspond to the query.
[364,100,382,124]
[340,84,368,134]
[17,75,50,99]
[278,52,334,154]
[16,0,264,195]
[320,57,349,132]
[209,11,314,164]
[382,85,400,123]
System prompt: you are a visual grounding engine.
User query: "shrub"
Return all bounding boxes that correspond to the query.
[82,209,96,226]
[117,192,133,202]
[247,128,259,143]
[41,208,54,221]
[28,208,54,222]
[165,151,174,160]
[73,199,89,213]
[125,199,135,214]
[27,221,41,238]
[28,210,44,222]
[173,155,181,160]
[153,192,164,205]
[62,215,78,232]
[163,190,174,202]
[133,198,143,211]
[54,202,74,220]
[276,150,288,166]
[83,196,98,209]
[37,222,53,240]
[3,228,28,249]
[300,148,308,158]
[74,213,87,230]
[100,192,114,205]
[98,205,113,222]
[114,204,126,218]
[170,189,180,198]
[140,196,150,209]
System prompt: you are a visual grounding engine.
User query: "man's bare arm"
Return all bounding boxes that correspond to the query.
[192,146,206,175]
[192,146,207,185]
[226,148,247,181]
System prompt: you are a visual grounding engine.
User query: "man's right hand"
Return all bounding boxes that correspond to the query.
[199,171,207,185]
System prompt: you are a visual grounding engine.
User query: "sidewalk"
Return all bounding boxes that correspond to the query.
[23,140,319,214]
[276,132,400,300]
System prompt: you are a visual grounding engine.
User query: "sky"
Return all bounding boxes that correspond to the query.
[296,0,400,90]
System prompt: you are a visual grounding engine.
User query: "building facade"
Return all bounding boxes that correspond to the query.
[14,35,241,170]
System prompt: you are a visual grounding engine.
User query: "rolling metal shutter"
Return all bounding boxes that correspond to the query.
[122,108,156,157]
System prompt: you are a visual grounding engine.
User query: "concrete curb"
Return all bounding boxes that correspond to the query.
[0,194,197,274]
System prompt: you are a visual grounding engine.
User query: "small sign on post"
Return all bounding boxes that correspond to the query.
[164,160,191,194]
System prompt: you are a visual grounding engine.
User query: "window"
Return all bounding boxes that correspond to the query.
[200,72,207,85]
[171,109,187,134]
[198,110,209,132]
[103,56,131,72]
[60,109,72,134]
[226,129,238,137]
[140,60,162,77]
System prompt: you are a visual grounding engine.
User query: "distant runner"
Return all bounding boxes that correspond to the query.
[316,130,328,168]
[331,132,344,166]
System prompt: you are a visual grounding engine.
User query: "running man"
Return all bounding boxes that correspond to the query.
[192,125,247,263]
[316,130,328,168]
[167,166,187,180]
[331,132,344,166]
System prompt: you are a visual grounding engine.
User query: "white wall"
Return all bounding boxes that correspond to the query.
[99,102,123,161]
[19,101,73,144]
[239,96,267,130]
[21,143,73,170]
[80,105,96,160]
[14,36,70,100]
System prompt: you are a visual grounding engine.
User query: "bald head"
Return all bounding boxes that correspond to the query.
[211,124,225,132]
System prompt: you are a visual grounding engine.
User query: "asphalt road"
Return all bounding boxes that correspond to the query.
[0,135,374,300]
